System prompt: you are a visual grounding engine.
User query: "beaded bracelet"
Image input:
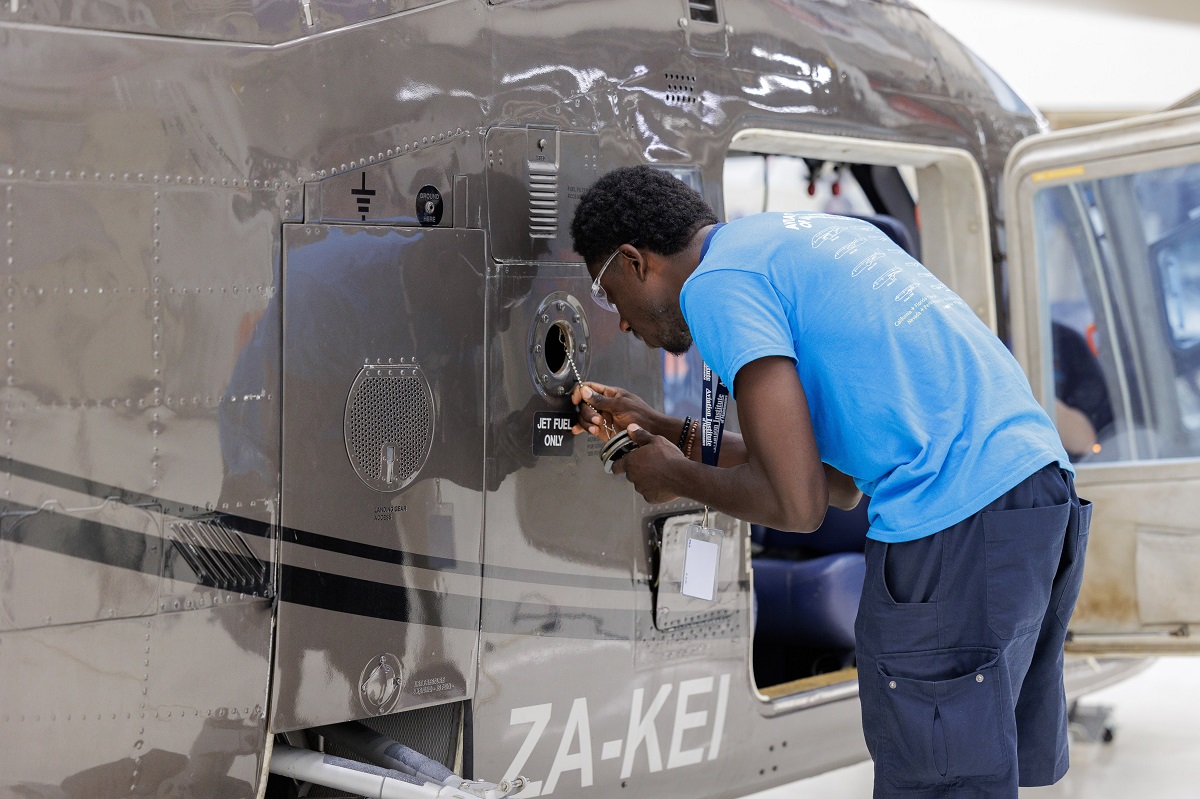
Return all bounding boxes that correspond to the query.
[676,416,693,451]
[686,419,700,458]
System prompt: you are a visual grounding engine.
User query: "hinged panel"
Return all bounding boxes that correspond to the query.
[653,511,744,632]
[273,224,486,730]
[486,128,601,263]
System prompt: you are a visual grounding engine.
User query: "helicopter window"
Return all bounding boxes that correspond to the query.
[1033,163,1200,462]
[724,154,877,218]
[721,129,993,328]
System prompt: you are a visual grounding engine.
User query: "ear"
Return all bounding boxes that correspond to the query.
[623,244,649,283]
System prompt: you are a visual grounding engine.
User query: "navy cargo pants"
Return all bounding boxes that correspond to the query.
[855,463,1092,798]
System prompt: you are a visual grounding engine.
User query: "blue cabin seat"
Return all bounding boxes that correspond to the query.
[752,553,865,651]
[751,499,870,658]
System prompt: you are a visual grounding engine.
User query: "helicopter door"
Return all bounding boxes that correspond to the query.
[1004,105,1200,653]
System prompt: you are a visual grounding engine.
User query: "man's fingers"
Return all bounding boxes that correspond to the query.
[627,423,653,444]
[571,381,602,404]
[580,385,613,409]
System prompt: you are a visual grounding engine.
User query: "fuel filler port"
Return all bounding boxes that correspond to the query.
[528,292,590,398]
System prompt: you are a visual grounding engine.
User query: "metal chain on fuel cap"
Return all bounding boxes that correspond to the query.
[561,326,616,438]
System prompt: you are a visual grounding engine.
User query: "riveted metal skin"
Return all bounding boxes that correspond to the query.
[0,1,1143,797]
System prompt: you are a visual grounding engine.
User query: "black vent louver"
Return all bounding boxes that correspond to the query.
[528,161,559,238]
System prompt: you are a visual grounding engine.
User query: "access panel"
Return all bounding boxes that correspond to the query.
[273,225,486,730]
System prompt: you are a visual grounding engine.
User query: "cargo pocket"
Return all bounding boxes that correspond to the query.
[983,500,1070,639]
[1055,498,1092,629]
[876,647,1010,787]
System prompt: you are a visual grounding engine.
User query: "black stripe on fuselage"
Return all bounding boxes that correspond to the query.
[0,490,746,641]
[279,563,643,640]
[1,456,747,640]
[0,496,269,595]
[282,525,636,590]
[4,454,640,591]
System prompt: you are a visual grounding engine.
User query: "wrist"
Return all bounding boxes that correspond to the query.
[665,452,700,498]
[647,410,676,440]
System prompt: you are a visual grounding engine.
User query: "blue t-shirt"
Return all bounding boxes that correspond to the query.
[681,213,1071,543]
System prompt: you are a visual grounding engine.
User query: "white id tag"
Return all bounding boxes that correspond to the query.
[681,522,723,601]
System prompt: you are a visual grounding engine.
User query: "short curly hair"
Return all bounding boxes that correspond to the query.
[571,165,719,264]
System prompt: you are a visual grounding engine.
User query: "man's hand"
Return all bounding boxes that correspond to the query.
[571,382,664,442]
[611,424,684,503]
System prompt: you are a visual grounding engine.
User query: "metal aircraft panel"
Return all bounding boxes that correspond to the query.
[273,224,486,731]
[0,595,272,796]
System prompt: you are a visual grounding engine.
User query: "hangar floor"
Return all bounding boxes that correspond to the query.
[742,656,1200,798]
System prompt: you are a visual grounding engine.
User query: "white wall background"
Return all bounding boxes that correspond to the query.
[914,0,1200,112]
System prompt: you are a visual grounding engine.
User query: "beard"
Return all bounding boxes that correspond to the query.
[649,301,693,355]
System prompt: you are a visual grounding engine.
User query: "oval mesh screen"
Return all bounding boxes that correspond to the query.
[346,371,432,492]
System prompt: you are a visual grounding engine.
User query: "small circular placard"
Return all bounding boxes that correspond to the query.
[416,185,443,226]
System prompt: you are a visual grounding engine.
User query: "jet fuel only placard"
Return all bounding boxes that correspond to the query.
[533,412,575,456]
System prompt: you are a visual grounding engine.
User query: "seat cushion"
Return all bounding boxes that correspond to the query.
[753,552,865,651]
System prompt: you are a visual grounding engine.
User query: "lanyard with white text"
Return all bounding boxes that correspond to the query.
[700,363,729,468]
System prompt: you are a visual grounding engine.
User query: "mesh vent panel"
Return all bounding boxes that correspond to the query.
[345,370,433,492]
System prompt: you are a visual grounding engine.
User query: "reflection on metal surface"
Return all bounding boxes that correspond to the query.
[360,653,406,716]
[0,500,161,630]
[274,224,484,731]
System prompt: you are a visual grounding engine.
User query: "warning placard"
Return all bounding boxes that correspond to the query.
[532,412,575,457]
